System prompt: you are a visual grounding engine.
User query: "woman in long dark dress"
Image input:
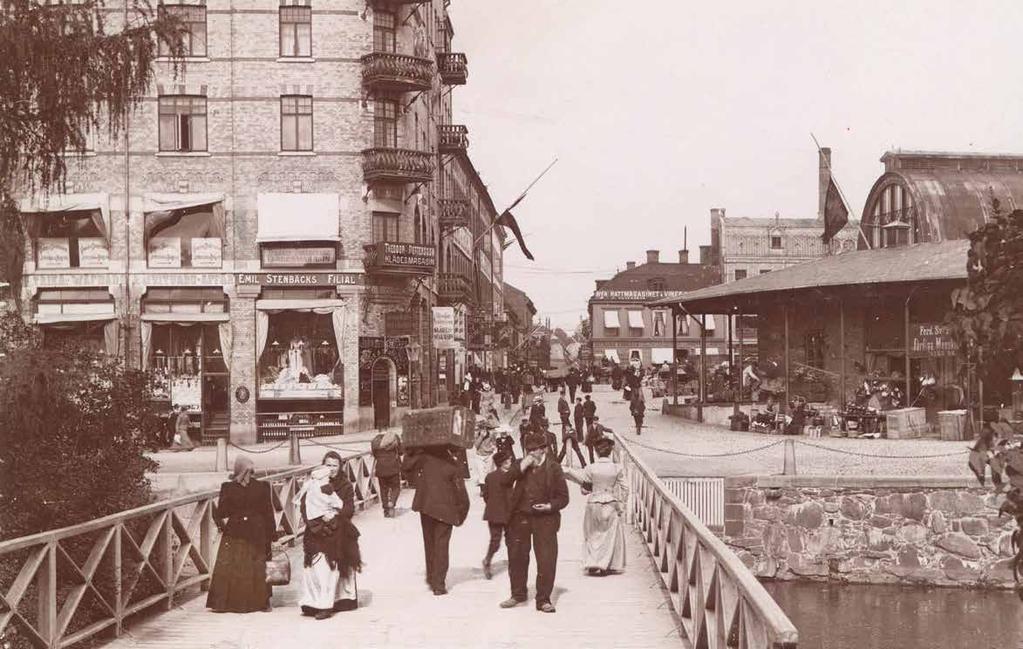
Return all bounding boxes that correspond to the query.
[297,451,363,619]
[207,457,275,613]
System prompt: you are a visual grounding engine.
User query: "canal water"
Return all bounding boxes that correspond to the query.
[762,581,1023,649]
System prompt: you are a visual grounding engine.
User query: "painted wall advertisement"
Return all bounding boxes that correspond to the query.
[148,237,182,268]
[432,306,455,350]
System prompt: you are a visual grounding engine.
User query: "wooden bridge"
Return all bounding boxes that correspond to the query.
[0,437,798,648]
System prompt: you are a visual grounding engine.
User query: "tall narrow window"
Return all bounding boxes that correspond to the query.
[158,5,207,57]
[373,10,396,53]
[372,212,399,243]
[158,96,207,152]
[770,235,782,249]
[279,6,312,57]
[374,99,398,148]
[281,95,313,151]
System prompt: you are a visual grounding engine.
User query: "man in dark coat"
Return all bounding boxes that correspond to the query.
[565,369,579,403]
[529,395,546,430]
[585,415,614,463]
[582,394,597,437]
[573,397,585,442]
[494,427,516,460]
[482,451,515,579]
[401,446,470,596]
[556,389,571,444]
[499,432,570,614]
[371,431,403,518]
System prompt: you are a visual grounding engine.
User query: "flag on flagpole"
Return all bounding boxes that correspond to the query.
[496,210,534,260]
[821,176,849,243]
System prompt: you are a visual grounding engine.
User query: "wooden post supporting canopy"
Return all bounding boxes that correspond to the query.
[839,299,846,410]
[699,314,707,423]
[783,304,790,414]
[671,306,679,406]
[904,295,912,409]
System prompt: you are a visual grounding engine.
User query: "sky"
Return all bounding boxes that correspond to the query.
[448,1,1023,331]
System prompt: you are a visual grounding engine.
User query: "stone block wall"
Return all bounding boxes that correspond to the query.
[723,476,1016,589]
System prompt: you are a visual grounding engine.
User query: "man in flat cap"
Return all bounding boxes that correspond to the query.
[499,431,570,613]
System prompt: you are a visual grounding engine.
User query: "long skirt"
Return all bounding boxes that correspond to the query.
[582,501,627,572]
[299,553,358,614]
[206,535,270,612]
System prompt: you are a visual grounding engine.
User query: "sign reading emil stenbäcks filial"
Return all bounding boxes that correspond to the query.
[236,272,362,286]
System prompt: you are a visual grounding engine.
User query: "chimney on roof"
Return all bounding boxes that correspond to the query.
[699,245,711,265]
[710,207,726,222]
[646,250,659,264]
[818,147,832,221]
[625,261,636,270]
[595,280,607,290]
[678,249,689,264]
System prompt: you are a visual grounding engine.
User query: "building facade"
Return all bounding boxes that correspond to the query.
[588,249,724,369]
[502,281,536,367]
[15,0,504,442]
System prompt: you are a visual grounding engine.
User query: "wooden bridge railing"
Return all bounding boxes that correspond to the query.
[0,451,378,649]
[612,435,798,649]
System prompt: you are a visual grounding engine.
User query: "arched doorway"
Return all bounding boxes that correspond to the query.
[372,358,393,429]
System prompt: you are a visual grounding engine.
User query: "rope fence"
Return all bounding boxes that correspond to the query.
[627,435,970,461]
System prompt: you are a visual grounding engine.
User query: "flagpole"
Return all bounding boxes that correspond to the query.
[811,133,871,249]
[472,157,559,250]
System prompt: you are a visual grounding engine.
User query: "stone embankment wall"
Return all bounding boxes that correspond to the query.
[723,476,1016,588]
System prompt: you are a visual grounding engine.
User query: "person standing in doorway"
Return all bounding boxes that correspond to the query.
[371,430,403,518]
[402,446,470,595]
[500,433,570,613]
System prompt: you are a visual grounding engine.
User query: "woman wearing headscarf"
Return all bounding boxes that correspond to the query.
[207,457,275,613]
[296,451,363,619]
[563,437,628,576]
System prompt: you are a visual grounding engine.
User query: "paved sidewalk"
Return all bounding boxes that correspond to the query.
[105,479,680,648]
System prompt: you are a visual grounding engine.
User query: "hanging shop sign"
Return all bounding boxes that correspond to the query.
[236,272,362,286]
[432,306,455,350]
[372,242,436,272]
[909,323,958,358]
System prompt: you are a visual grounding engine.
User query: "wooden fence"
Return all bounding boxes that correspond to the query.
[612,436,798,649]
[0,452,378,649]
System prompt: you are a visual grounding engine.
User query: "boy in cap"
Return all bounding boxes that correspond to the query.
[482,451,515,579]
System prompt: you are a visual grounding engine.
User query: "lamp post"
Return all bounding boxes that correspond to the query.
[1012,368,1023,416]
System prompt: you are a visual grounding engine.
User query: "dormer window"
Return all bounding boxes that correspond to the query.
[869,183,916,248]
[770,235,782,249]
[648,277,666,291]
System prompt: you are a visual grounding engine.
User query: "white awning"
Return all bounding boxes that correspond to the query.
[257,193,340,242]
[143,192,224,213]
[652,348,673,363]
[692,347,721,356]
[36,312,115,325]
[603,349,620,363]
[140,313,230,322]
[603,310,620,329]
[255,299,347,311]
[627,310,644,329]
[704,315,716,331]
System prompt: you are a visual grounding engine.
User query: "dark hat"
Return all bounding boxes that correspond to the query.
[594,437,615,454]
[523,432,548,451]
[493,450,511,466]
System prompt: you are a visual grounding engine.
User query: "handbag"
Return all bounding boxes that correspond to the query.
[265,549,291,586]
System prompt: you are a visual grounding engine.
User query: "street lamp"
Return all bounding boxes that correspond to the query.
[1011,367,1023,415]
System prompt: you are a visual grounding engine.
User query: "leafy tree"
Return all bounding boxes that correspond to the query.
[0,0,182,304]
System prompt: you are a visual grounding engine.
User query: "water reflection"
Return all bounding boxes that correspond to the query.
[762,581,1023,649]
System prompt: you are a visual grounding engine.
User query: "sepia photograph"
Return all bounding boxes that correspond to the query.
[1,1,1022,647]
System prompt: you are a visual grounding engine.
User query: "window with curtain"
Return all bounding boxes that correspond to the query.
[33,210,107,268]
[374,99,398,148]
[259,312,341,388]
[279,6,312,57]
[281,95,313,151]
[372,212,399,243]
[373,10,396,52]
[158,5,207,57]
[145,203,225,268]
[158,95,207,152]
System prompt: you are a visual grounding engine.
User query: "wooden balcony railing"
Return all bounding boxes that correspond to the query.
[438,197,469,230]
[437,52,468,85]
[437,273,474,305]
[362,148,435,184]
[438,124,469,154]
[361,52,434,94]
[611,434,799,648]
[0,454,379,649]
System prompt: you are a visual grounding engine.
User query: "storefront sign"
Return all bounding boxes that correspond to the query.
[453,305,467,343]
[910,323,958,357]
[37,237,71,268]
[433,307,455,349]
[591,289,688,302]
[78,238,109,268]
[261,245,336,268]
[376,242,436,271]
[234,385,250,403]
[190,237,222,268]
[148,237,182,268]
[236,272,361,286]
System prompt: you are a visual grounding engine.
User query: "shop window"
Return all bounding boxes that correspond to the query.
[373,9,396,53]
[33,210,108,269]
[260,242,337,269]
[279,6,312,57]
[258,312,343,397]
[42,322,106,353]
[374,99,398,148]
[734,269,747,281]
[805,330,825,369]
[145,203,225,268]
[158,95,207,152]
[372,212,399,243]
[652,310,667,337]
[149,324,225,404]
[158,5,207,57]
[281,95,313,151]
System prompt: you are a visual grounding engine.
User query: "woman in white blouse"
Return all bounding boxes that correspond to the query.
[564,437,628,575]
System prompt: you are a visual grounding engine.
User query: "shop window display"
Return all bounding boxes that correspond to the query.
[145,202,225,268]
[258,312,342,399]
[32,209,108,269]
[148,324,225,409]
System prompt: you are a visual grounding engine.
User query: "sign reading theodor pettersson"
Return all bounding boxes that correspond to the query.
[909,323,958,358]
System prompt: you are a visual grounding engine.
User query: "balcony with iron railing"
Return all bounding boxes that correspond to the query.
[438,197,469,230]
[363,241,437,276]
[438,124,469,154]
[361,52,435,94]
[437,52,468,85]
[369,0,431,10]
[362,148,435,184]
[437,273,475,305]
